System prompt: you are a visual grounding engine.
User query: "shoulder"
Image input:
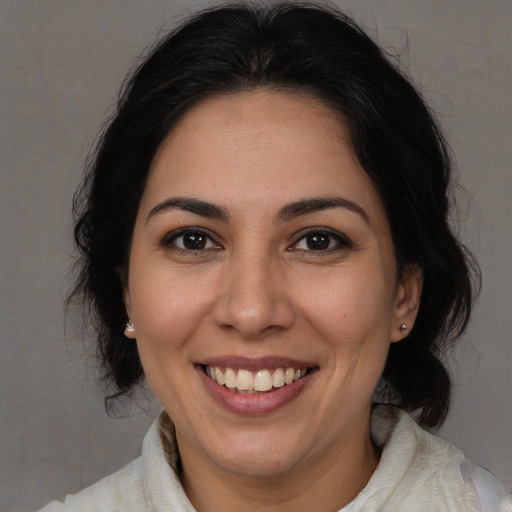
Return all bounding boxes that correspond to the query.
[351,405,512,511]
[460,458,512,512]
[405,411,511,511]
[37,412,194,512]
[37,457,148,512]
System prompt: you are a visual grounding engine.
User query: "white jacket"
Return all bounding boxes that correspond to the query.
[39,406,512,511]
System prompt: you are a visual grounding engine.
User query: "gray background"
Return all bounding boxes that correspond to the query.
[1,0,510,509]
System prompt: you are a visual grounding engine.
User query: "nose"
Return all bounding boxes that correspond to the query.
[211,249,295,339]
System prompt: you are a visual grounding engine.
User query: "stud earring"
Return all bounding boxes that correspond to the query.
[399,324,408,332]
[124,320,136,337]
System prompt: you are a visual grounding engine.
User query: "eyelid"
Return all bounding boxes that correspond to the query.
[160,226,352,253]
[162,227,222,250]
[289,227,353,252]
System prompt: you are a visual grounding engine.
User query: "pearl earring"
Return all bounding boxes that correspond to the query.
[399,324,408,332]
[124,320,136,337]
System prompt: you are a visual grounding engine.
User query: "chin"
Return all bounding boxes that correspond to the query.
[215,449,299,478]
[203,427,307,478]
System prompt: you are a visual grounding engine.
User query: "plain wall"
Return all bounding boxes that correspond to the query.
[1,1,510,509]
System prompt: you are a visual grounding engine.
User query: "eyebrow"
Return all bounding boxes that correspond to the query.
[277,197,369,224]
[146,197,230,224]
[145,195,368,225]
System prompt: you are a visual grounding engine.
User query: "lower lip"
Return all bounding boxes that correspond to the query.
[196,366,314,415]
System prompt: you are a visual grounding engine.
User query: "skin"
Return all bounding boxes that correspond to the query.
[124,90,422,511]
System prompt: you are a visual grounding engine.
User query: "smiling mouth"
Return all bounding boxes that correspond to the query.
[202,365,317,394]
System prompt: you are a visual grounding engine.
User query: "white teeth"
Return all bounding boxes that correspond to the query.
[253,370,273,391]
[284,367,295,385]
[215,367,225,386]
[225,368,237,389]
[236,369,253,390]
[205,365,310,393]
[272,368,285,388]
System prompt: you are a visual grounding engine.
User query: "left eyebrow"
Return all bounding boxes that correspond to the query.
[277,197,369,224]
[145,196,230,224]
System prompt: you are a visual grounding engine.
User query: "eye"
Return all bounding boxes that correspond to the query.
[165,229,220,251]
[293,229,351,252]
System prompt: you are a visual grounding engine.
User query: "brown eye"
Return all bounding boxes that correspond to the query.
[294,229,352,252]
[182,233,207,250]
[305,234,331,250]
[167,230,219,251]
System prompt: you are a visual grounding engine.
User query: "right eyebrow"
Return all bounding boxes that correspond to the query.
[145,196,230,224]
[276,196,369,225]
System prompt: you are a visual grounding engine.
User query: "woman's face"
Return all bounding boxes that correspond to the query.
[124,91,420,480]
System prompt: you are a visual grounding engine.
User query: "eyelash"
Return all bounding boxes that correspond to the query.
[161,227,352,253]
[162,228,221,252]
[291,228,353,253]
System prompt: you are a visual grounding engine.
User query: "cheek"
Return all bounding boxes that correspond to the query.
[128,267,215,358]
[128,272,212,412]
[297,265,396,387]
[299,267,395,336]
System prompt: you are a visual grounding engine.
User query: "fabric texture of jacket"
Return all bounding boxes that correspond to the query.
[39,405,512,511]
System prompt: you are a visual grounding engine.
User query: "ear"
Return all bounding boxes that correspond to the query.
[122,284,136,339]
[390,264,423,343]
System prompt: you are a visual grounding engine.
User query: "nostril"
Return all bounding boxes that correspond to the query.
[211,295,295,338]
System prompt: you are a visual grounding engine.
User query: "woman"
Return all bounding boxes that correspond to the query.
[40,2,511,511]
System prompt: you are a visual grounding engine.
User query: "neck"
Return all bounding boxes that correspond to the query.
[176,415,378,512]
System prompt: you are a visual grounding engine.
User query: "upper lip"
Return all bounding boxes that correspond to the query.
[198,356,318,371]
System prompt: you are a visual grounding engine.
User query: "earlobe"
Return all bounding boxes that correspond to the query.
[123,286,136,339]
[391,264,423,343]
[124,320,136,338]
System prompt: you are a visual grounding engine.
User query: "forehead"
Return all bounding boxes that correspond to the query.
[142,90,384,223]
